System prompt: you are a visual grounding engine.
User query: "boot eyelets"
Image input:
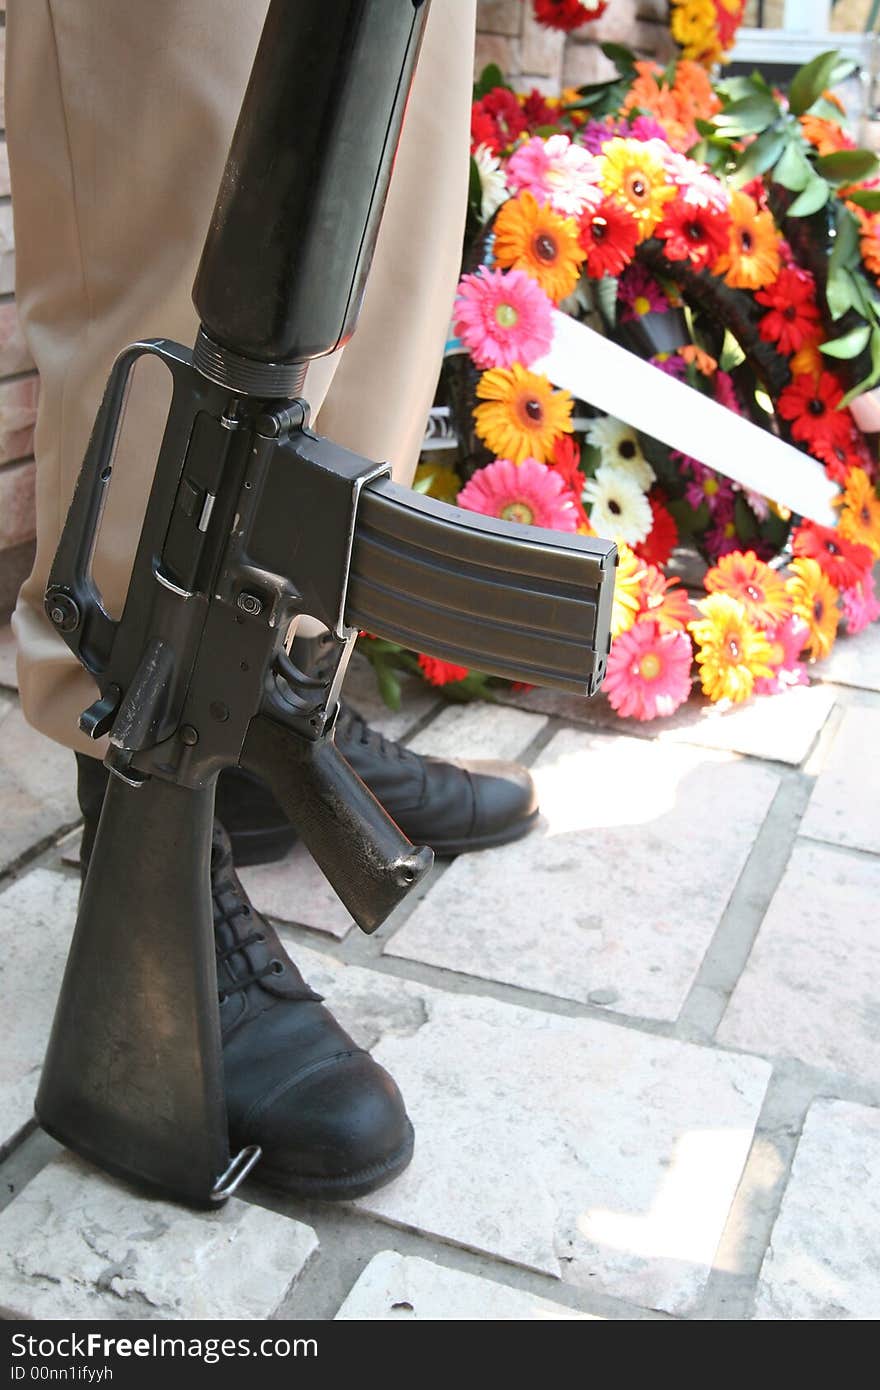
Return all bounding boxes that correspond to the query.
[219,991,229,1005]
[270,959,284,975]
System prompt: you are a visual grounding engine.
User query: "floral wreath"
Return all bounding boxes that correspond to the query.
[528,0,746,69]
[360,49,880,723]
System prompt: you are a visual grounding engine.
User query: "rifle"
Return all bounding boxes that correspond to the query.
[36,0,617,1206]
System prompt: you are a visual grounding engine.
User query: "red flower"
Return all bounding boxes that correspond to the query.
[418,654,470,687]
[656,201,731,272]
[471,88,527,155]
[756,267,821,355]
[808,432,865,485]
[548,434,590,526]
[522,88,557,130]
[532,0,608,31]
[634,493,679,567]
[578,198,639,278]
[791,522,874,591]
[777,372,852,450]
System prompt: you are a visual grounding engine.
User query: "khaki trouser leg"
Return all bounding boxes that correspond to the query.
[6,0,474,755]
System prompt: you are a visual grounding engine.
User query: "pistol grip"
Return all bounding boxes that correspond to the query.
[240,714,433,934]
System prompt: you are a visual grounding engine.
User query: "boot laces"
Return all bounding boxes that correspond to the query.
[212,878,285,1001]
[337,704,411,763]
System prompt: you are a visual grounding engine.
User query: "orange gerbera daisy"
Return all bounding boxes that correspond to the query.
[638,566,694,632]
[611,542,646,638]
[493,191,585,303]
[799,114,854,157]
[853,206,880,278]
[473,364,573,464]
[713,190,780,291]
[599,138,676,242]
[704,550,792,629]
[689,594,775,704]
[835,466,880,558]
[786,557,840,661]
[790,330,825,379]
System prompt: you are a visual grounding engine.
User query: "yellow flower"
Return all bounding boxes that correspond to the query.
[414,462,461,504]
[786,557,840,661]
[492,191,585,304]
[473,364,573,465]
[610,543,645,638]
[689,593,775,703]
[670,0,721,63]
[835,467,880,558]
[713,190,780,291]
[599,138,675,242]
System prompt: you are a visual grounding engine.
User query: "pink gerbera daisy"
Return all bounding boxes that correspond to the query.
[453,267,554,370]
[618,264,670,321]
[754,615,811,695]
[506,134,603,217]
[841,571,880,635]
[604,618,693,720]
[457,456,579,531]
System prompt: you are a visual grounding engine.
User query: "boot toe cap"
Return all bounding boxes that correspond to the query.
[464,759,539,847]
[241,1049,414,1199]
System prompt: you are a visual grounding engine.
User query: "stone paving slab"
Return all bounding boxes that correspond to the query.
[343,652,440,741]
[717,841,880,1087]
[386,728,779,1022]
[0,869,78,1150]
[0,625,16,689]
[497,682,836,767]
[0,1151,318,1320]
[406,702,547,762]
[753,1100,880,1320]
[279,945,771,1316]
[335,1250,601,1320]
[816,621,880,693]
[799,704,880,855]
[0,696,79,871]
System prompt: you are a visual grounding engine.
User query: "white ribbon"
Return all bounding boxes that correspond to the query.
[532,311,839,527]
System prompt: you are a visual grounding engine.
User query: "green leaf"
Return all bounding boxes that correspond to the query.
[826,266,860,320]
[412,471,435,494]
[815,149,880,182]
[840,328,880,406]
[600,42,636,76]
[820,323,872,358]
[716,74,766,102]
[731,126,787,185]
[734,495,758,541]
[845,188,880,211]
[788,51,840,117]
[595,273,618,327]
[787,177,829,217]
[473,64,509,100]
[713,93,779,137]
[375,659,402,712]
[773,140,813,192]
[719,330,746,372]
[830,205,860,267]
[468,156,482,212]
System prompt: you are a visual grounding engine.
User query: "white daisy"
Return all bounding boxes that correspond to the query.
[583,465,653,546]
[473,144,509,223]
[583,415,655,491]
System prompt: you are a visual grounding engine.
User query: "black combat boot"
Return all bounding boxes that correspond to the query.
[216,633,539,867]
[76,754,414,1200]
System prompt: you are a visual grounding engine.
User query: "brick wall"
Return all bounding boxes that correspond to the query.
[476,0,674,94]
[0,1,672,618]
[0,4,38,621]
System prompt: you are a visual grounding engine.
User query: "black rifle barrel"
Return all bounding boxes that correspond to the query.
[192,0,429,366]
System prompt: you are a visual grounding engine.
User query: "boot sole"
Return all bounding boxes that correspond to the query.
[229,808,540,868]
[250,1120,415,1202]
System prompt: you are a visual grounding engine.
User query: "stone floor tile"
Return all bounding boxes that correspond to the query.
[816,620,880,693]
[407,702,546,762]
[717,842,880,1086]
[240,843,353,939]
[277,946,770,1315]
[335,1251,601,1320]
[753,1100,880,1320]
[799,704,880,854]
[343,652,440,741]
[0,697,79,871]
[497,682,836,767]
[0,1151,317,1320]
[0,625,16,689]
[0,870,78,1149]
[386,728,779,1021]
